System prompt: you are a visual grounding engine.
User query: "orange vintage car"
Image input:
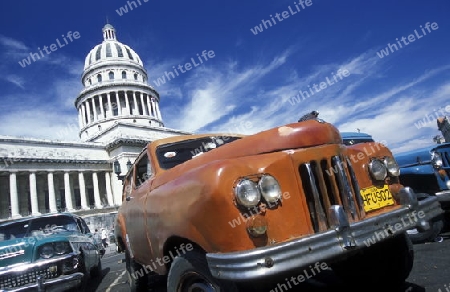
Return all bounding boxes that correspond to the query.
[114,115,442,291]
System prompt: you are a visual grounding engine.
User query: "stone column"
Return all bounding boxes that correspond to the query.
[116,91,122,115]
[140,92,147,115]
[78,108,83,129]
[91,97,98,121]
[92,172,102,209]
[29,172,40,215]
[99,94,105,119]
[9,172,20,218]
[81,104,87,126]
[124,91,130,115]
[105,172,114,206]
[151,99,157,118]
[48,172,57,213]
[155,101,162,120]
[146,94,152,116]
[78,171,88,210]
[133,91,139,115]
[64,172,74,211]
[107,92,112,117]
[86,100,92,124]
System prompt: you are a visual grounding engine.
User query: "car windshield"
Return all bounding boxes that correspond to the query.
[0,215,79,241]
[156,136,241,169]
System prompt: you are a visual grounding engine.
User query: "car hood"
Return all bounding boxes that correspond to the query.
[0,232,85,268]
[395,143,450,167]
[0,239,33,267]
[154,120,342,186]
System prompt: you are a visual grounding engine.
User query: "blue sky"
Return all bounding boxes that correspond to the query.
[1,0,449,153]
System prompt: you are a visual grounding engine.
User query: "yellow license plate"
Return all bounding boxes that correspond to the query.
[360,185,395,212]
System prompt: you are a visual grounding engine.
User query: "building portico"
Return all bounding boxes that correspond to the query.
[0,23,190,222]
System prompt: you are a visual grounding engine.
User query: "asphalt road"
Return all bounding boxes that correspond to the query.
[87,231,450,292]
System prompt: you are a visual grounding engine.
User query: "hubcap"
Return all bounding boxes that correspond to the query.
[179,272,217,292]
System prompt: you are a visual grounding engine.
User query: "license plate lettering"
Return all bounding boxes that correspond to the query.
[360,185,395,212]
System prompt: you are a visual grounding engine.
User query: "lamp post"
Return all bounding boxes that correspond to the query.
[114,159,132,181]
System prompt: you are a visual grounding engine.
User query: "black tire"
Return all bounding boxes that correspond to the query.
[407,218,444,244]
[167,250,239,292]
[90,258,102,278]
[406,193,444,244]
[332,232,414,289]
[125,249,148,292]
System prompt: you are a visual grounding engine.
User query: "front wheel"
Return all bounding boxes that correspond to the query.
[332,232,414,289]
[167,250,238,292]
[407,218,444,243]
[90,258,102,278]
[125,249,148,292]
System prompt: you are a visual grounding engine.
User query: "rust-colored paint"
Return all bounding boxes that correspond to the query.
[116,120,405,275]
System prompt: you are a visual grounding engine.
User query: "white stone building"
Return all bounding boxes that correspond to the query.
[0,24,190,222]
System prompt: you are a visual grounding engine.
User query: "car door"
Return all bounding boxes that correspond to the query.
[122,151,153,263]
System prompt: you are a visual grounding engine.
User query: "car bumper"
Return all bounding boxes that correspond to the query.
[435,190,450,203]
[206,187,443,281]
[6,272,84,292]
[0,254,84,292]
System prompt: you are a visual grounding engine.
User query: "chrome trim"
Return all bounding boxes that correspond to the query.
[346,157,365,217]
[2,272,83,292]
[0,253,77,276]
[0,250,25,260]
[398,187,418,209]
[328,205,355,249]
[206,193,443,281]
[304,163,327,231]
[435,190,450,202]
[333,156,357,220]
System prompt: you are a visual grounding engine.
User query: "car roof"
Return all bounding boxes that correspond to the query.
[0,212,79,227]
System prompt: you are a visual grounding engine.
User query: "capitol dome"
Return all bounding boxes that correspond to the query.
[75,24,164,143]
[83,24,143,71]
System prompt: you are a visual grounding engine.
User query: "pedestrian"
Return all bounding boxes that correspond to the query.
[101,228,108,248]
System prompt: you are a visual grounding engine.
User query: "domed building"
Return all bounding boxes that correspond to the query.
[0,24,189,226]
[77,24,164,143]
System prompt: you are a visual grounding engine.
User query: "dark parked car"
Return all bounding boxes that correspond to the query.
[394,143,450,242]
[0,213,104,291]
[340,131,375,146]
[341,132,447,243]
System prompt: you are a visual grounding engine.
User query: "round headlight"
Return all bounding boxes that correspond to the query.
[258,175,282,203]
[40,244,55,259]
[384,156,400,176]
[368,159,387,180]
[54,242,70,255]
[235,179,261,207]
[431,152,443,168]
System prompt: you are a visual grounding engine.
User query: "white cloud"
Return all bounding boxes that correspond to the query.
[0,34,28,51]
[4,75,25,89]
[0,110,79,141]
[166,50,291,132]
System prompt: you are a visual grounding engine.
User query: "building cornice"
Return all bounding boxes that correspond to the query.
[0,157,109,164]
[0,136,105,148]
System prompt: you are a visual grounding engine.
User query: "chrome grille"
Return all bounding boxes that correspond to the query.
[0,265,60,289]
[299,155,365,233]
[439,149,450,177]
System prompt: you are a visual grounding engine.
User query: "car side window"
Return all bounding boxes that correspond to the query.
[75,218,85,233]
[135,153,152,187]
[80,218,91,234]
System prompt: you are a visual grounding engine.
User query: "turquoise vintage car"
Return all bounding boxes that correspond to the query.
[0,213,104,291]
